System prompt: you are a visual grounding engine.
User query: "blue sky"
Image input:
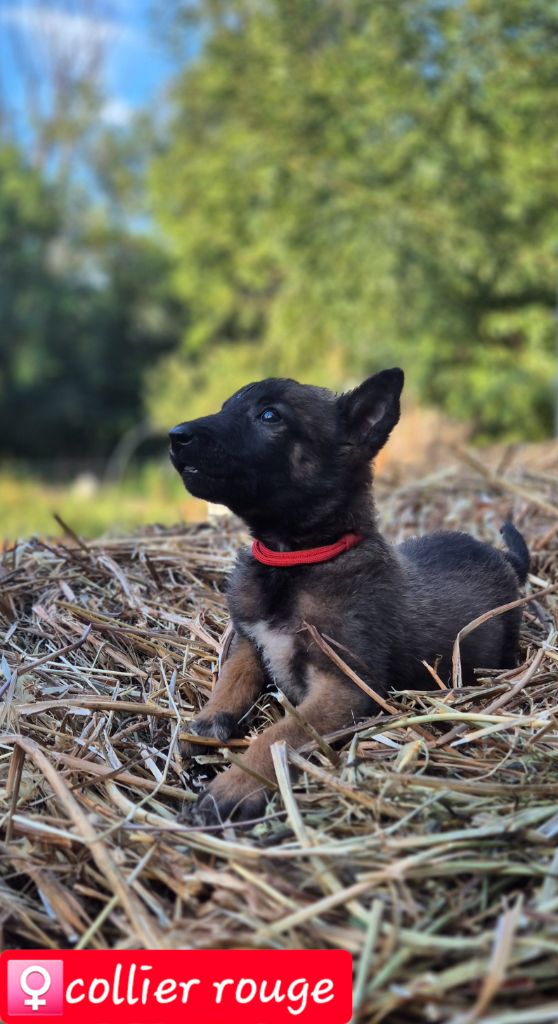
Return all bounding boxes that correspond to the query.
[0,1,199,131]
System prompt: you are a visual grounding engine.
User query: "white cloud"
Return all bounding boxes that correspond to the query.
[99,96,133,127]
[0,4,137,51]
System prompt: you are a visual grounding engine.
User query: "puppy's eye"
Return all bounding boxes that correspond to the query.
[259,407,281,423]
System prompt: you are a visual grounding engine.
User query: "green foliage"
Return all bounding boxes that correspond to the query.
[0,464,203,541]
[150,0,558,438]
[0,143,185,460]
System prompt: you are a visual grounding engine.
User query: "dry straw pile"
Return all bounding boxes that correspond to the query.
[1,448,558,1023]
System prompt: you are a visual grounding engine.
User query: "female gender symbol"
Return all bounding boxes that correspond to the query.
[19,966,52,1011]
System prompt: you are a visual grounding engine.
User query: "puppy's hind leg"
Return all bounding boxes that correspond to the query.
[184,634,265,753]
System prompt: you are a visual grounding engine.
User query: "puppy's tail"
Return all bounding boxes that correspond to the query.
[500,520,530,585]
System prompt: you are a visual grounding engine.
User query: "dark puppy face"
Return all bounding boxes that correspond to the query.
[169,369,404,537]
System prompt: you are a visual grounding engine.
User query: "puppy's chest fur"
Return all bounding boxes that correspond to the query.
[244,620,298,693]
[228,563,314,703]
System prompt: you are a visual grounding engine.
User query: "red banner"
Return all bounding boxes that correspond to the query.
[0,950,352,1024]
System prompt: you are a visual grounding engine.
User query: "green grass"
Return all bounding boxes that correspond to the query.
[0,463,206,542]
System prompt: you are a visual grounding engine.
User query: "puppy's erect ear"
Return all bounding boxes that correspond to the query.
[337,368,404,455]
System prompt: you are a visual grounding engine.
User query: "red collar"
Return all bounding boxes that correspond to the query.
[251,532,364,567]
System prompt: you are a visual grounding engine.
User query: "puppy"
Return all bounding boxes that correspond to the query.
[169,369,529,824]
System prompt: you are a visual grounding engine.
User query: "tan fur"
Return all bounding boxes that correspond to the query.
[201,671,354,819]
[290,442,319,482]
[189,635,264,742]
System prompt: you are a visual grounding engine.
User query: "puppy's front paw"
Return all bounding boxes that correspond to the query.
[181,711,239,757]
[194,766,269,827]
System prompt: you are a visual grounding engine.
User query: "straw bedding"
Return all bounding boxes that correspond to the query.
[1,449,558,1023]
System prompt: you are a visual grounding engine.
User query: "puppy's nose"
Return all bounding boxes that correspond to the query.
[169,423,194,447]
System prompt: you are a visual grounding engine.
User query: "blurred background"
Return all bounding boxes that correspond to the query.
[1,0,557,542]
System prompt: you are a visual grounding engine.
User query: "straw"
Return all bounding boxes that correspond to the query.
[1,448,557,1020]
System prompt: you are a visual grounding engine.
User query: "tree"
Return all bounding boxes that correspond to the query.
[0,0,188,465]
[149,0,558,439]
[0,144,183,462]
[0,0,114,183]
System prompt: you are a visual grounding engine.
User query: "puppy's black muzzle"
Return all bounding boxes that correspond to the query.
[168,415,236,481]
[169,418,209,471]
[169,423,194,448]
[168,422,195,469]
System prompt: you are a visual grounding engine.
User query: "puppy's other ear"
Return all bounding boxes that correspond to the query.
[338,368,404,455]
